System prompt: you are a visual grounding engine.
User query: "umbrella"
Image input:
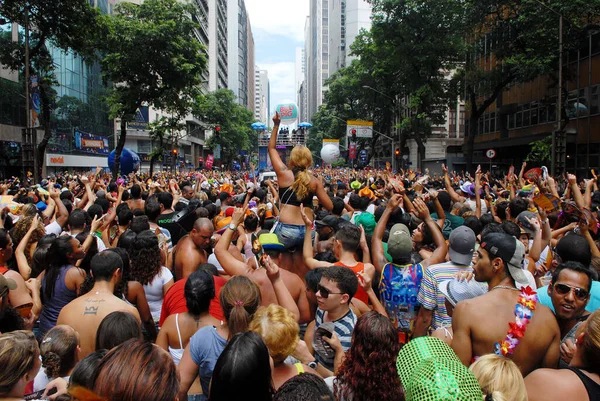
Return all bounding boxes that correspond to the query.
[298,122,312,128]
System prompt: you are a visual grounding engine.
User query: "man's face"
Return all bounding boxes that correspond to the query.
[472,248,495,283]
[192,226,214,249]
[183,188,194,200]
[315,277,346,311]
[549,269,590,321]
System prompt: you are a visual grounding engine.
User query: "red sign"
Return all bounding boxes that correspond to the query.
[349,143,357,160]
[205,154,214,169]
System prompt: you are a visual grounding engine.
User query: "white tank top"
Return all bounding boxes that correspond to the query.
[168,313,184,365]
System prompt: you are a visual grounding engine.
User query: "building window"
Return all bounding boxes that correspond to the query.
[516,105,523,128]
[591,85,599,115]
[523,103,530,127]
[531,101,539,125]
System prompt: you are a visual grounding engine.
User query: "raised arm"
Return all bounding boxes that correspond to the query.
[474,166,482,218]
[264,256,300,322]
[372,194,402,273]
[49,186,68,228]
[413,198,448,268]
[214,208,252,277]
[442,163,464,203]
[567,173,585,210]
[15,214,40,280]
[300,205,333,270]
[268,112,287,175]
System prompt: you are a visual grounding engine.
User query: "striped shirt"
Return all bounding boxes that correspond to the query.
[314,308,357,371]
[417,261,472,330]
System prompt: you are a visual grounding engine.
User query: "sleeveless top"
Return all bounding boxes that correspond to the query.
[168,313,185,365]
[333,261,369,304]
[314,308,356,370]
[278,184,313,208]
[39,265,77,334]
[564,366,600,401]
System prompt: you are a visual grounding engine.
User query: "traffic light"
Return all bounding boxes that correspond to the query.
[215,126,220,133]
[351,129,357,142]
[395,148,400,156]
[172,149,178,156]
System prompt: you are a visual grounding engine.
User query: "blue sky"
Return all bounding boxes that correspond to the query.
[245,0,309,118]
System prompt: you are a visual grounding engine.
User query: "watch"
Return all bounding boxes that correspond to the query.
[307,360,318,369]
[228,223,237,231]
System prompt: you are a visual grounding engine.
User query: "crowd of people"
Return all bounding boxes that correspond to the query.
[1,113,600,401]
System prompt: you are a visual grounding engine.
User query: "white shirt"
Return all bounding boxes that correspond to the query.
[143,266,174,321]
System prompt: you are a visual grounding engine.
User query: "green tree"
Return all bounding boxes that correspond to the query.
[98,0,207,177]
[0,0,102,180]
[147,114,187,175]
[460,0,600,172]
[192,89,254,166]
[526,136,553,165]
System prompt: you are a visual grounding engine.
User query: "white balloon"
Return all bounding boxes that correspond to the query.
[320,144,340,164]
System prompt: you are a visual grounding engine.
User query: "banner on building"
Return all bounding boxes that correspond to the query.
[127,106,149,130]
[205,154,214,169]
[346,120,373,138]
[74,130,110,155]
[30,75,41,128]
[349,143,357,160]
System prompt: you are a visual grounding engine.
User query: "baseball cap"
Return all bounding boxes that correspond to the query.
[517,211,537,234]
[315,215,340,232]
[448,226,476,266]
[387,224,412,260]
[354,212,376,236]
[460,181,475,196]
[259,233,284,251]
[480,232,528,284]
[439,278,488,307]
[0,274,17,298]
[214,215,232,234]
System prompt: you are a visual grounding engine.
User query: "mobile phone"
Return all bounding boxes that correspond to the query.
[24,387,56,401]
[108,220,119,244]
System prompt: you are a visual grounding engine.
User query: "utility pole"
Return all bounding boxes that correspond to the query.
[551,15,564,176]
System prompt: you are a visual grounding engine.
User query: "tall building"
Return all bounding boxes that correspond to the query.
[227,0,255,110]
[208,0,227,91]
[254,68,269,124]
[306,0,329,122]
[329,0,371,72]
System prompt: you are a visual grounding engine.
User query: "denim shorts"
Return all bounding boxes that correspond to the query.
[272,222,314,250]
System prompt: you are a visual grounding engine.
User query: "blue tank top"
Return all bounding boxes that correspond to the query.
[39,265,77,334]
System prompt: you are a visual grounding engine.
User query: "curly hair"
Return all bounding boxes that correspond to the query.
[11,215,45,268]
[130,230,162,286]
[249,304,299,363]
[41,325,79,380]
[334,311,404,401]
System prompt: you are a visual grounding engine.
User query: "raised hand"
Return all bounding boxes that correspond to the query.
[386,194,402,210]
[299,204,313,226]
[413,198,431,220]
[272,111,281,126]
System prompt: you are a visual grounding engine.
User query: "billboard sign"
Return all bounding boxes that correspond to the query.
[74,130,110,155]
[205,154,214,169]
[346,120,373,138]
[127,106,149,130]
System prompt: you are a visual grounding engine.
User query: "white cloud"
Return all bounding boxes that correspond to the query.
[245,0,309,42]
[258,61,297,113]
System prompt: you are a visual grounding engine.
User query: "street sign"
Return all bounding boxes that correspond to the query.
[486,149,496,159]
[346,120,373,138]
[349,143,357,160]
[359,149,368,163]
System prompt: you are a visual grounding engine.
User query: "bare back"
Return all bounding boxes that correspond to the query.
[453,289,560,376]
[127,198,145,211]
[57,292,140,358]
[173,236,207,281]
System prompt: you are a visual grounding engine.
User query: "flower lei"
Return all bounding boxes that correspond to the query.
[494,286,538,357]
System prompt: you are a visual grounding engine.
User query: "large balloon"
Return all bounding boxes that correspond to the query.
[320,144,340,164]
[275,103,299,124]
[108,148,141,175]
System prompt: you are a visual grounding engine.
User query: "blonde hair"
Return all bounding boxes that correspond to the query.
[249,304,299,363]
[0,330,39,395]
[582,309,600,371]
[469,354,526,401]
[289,146,313,201]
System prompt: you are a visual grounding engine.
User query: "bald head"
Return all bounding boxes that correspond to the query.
[194,217,214,232]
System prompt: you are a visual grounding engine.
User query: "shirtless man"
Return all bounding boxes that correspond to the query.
[126,184,145,212]
[173,218,213,280]
[215,208,311,324]
[451,232,560,376]
[57,251,140,357]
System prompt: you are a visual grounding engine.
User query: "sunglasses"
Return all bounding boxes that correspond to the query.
[317,284,343,299]
[554,283,589,300]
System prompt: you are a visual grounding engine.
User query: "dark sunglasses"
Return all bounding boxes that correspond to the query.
[317,284,343,299]
[554,283,589,300]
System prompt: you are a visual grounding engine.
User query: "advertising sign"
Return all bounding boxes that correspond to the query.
[359,149,368,163]
[30,75,41,128]
[346,120,373,138]
[205,154,214,169]
[349,142,357,160]
[275,103,299,124]
[74,130,110,155]
[127,106,150,130]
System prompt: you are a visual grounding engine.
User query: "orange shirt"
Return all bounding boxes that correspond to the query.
[333,261,369,304]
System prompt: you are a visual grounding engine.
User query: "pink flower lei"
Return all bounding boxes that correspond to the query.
[494,286,538,357]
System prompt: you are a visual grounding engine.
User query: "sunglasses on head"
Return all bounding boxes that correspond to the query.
[317,284,343,299]
[554,283,589,300]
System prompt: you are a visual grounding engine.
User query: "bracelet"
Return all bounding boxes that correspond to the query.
[541,219,548,225]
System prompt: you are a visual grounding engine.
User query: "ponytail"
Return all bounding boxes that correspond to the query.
[291,169,312,201]
[219,276,261,340]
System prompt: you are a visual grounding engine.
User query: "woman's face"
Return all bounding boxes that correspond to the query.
[412,223,425,243]
[69,238,86,261]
